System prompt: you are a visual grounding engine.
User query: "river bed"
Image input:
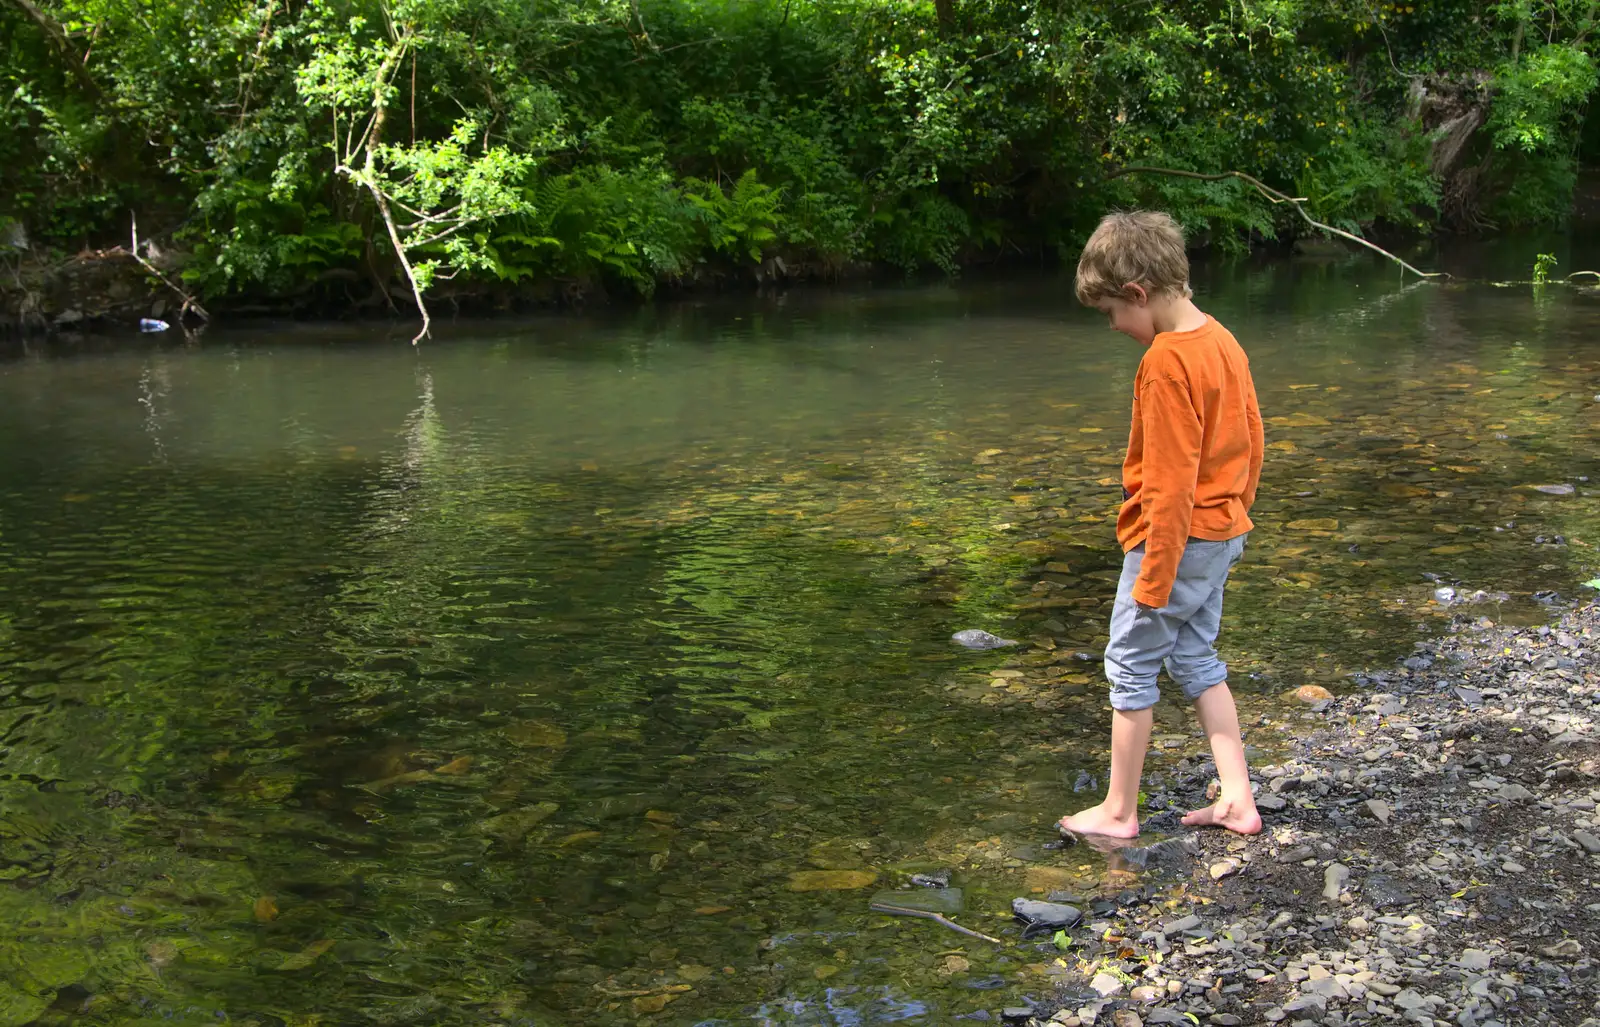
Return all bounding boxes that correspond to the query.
[1,258,1599,1025]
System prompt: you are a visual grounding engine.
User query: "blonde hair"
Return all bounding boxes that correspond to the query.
[1074,210,1191,305]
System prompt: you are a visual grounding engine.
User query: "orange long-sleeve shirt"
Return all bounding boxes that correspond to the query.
[1117,316,1263,608]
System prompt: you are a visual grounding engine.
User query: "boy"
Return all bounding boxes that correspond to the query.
[1058,211,1264,838]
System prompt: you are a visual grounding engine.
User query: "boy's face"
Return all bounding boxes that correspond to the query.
[1093,286,1156,346]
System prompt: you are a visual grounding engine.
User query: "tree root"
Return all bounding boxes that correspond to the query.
[1106,165,1447,281]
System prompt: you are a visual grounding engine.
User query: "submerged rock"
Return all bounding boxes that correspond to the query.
[789,870,877,891]
[951,629,1019,649]
[476,801,559,843]
[1108,834,1201,871]
[871,887,963,915]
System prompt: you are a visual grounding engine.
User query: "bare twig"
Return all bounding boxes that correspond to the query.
[1106,165,1447,280]
[130,213,210,323]
[1567,270,1600,281]
[869,902,1005,944]
[629,0,658,51]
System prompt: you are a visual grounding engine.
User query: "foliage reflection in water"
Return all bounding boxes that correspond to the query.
[1,263,1599,1025]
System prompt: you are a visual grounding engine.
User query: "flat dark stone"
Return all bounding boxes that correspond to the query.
[1011,898,1083,929]
[1363,874,1416,909]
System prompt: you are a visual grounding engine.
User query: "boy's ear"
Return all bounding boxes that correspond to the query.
[1120,282,1149,306]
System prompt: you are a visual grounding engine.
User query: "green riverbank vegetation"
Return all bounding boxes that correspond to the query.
[3,0,1599,328]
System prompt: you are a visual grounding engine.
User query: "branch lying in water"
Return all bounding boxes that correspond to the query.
[869,902,1005,944]
[131,212,210,323]
[1106,165,1448,282]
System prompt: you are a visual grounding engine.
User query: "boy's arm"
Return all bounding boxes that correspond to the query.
[1132,374,1203,608]
[1244,368,1264,511]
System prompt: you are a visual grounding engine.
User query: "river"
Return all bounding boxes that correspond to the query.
[1,250,1598,1025]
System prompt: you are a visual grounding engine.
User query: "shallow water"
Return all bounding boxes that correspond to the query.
[2,256,1600,1025]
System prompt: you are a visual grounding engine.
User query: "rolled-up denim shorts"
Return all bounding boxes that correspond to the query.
[1103,533,1248,711]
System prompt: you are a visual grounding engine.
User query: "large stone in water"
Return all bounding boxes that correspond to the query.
[951,629,1018,649]
[1011,898,1083,928]
[870,887,963,915]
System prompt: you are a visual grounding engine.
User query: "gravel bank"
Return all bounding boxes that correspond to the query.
[1009,601,1600,1027]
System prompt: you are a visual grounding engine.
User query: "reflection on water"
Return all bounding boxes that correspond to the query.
[1,260,1599,1025]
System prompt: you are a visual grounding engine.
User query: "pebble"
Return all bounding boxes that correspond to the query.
[1537,939,1582,960]
[1394,989,1427,1010]
[1323,863,1350,901]
[1090,972,1124,998]
[1020,605,1600,1027]
[1209,859,1242,881]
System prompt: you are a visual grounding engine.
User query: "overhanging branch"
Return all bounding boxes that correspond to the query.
[5,0,101,96]
[1107,165,1447,281]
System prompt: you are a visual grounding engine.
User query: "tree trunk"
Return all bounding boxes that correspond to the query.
[357,38,432,345]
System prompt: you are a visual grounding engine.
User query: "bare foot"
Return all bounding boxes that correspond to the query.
[1181,796,1262,835]
[1057,803,1139,839]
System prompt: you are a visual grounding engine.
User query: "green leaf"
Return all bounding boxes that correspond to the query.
[1052,929,1073,951]
[1582,578,1600,590]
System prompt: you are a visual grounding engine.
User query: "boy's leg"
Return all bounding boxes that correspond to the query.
[1059,707,1152,838]
[1060,542,1213,838]
[1167,534,1260,835]
[1184,683,1261,834]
